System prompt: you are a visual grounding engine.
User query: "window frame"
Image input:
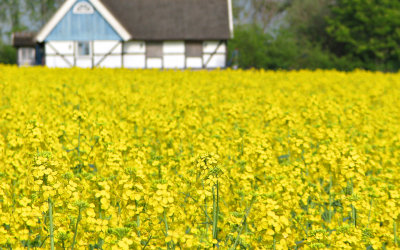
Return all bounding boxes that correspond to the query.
[76,41,92,58]
[73,2,95,14]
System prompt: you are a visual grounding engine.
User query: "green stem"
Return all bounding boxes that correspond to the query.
[77,120,82,172]
[137,214,141,237]
[293,217,308,237]
[38,236,49,248]
[27,228,31,250]
[142,235,152,250]
[136,200,141,237]
[164,210,170,249]
[201,180,210,241]
[212,181,219,245]
[328,177,333,223]
[367,198,373,228]
[394,221,398,246]
[71,207,82,250]
[351,205,357,227]
[205,197,209,239]
[273,234,276,250]
[230,198,255,250]
[49,198,55,250]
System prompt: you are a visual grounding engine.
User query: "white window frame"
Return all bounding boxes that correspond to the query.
[73,2,95,14]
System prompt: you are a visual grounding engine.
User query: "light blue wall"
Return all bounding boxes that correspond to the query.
[45,0,122,41]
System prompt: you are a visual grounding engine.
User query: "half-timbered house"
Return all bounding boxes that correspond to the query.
[13,0,233,69]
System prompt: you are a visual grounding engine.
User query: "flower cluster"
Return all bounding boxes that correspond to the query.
[0,66,399,249]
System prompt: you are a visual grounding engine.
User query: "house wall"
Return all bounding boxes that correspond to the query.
[45,40,123,68]
[123,41,146,68]
[45,41,74,68]
[46,0,121,41]
[44,40,227,69]
[203,41,226,68]
[163,41,185,69]
[93,40,122,68]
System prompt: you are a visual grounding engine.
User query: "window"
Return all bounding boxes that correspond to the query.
[185,41,202,57]
[73,2,94,14]
[77,42,91,56]
[146,42,163,58]
[20,48,35,60]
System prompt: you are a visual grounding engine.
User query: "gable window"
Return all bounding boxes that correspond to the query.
[146,42,163,58]
[77,41,91,56]
[73,2,95,14]
[185,41,202,57]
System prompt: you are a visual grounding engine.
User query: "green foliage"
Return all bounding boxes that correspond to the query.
[287,0,333,45]
[228,25,298,69]
[26,0,64,27]
[230,0,400,71]
[228,24,358,70]
[326,0,400,71]
[0,44,17,64]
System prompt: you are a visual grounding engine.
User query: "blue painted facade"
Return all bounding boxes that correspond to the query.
[45,0,121,41]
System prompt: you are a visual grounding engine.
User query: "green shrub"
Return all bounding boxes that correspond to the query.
[227,24,398,71]
[228,25,298,70]
[228,25,340,70]
[0,44,17,65]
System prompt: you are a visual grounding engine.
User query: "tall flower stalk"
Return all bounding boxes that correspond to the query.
[48,198,55,250]
[195,153,223,247]
[71,201,88,250]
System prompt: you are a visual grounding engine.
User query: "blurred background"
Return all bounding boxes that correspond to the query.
[0,0,399,71]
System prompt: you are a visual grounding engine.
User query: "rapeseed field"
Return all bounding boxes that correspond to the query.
[0,66,399,249]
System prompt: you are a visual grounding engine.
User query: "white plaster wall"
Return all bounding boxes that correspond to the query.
[124,41,146,53]
[45,41,74,55]
[44,41,230,69]
[162,41,185,69]
[163,55,185,69]
[94,55,122,68]
[203,41,226,54]
[124,55,146,68]
[147,58,162,68]
[93,41,122,54]
[203,54,226,68]
[186,57,203,68]
[76,58,92,68]
[45,55,73,68]
[163,41,185,54]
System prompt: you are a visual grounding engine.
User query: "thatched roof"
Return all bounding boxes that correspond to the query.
[101,0,231,40]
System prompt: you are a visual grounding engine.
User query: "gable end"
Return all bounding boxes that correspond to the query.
[36,0,131,42]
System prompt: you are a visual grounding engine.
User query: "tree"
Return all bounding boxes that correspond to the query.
[0,0,63,43]
[233,0,292,32]
[326,0,400,70]
[0,0,26,31]
[286,0,334,46]
[26,0,64,27]
[0,0,28,43]
[228,24,299,69]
